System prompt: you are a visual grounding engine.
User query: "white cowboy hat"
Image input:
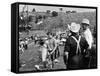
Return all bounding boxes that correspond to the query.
[82,18,90,25]
[70,22,80,33]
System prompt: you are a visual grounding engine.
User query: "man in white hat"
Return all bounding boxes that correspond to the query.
[81,19,93,49]
[63,22,89,69]
[81,19,94,68]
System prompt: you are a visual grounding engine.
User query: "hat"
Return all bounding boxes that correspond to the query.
[70,22,80,33]
[82,19,90,25]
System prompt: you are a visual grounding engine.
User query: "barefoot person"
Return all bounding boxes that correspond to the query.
[63,22,89,69]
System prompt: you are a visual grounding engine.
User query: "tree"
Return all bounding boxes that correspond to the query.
[28,15,36,22]
[43,15,47,19]
[71,11,77,13]
[46,10,51,14]
[32,8,36,12]
[38,15,42,19]
[66,11,71,14]
[52,11,58,17]
[59,8,63,12]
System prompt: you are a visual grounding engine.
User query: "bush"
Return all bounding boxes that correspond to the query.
[46,10,51,14]
[32,8,36,12]
[52,11,58,17]
[38,15,42,19]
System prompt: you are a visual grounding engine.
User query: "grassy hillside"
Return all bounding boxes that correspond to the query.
[37,12,96,32]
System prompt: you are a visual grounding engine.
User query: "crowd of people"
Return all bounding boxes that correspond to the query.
[19,18,96,70]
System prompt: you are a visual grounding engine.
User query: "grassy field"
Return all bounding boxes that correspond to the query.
[20,11,96,38]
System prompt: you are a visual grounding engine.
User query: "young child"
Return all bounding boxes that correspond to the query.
[35,39,48,69]
[39,40,48,68]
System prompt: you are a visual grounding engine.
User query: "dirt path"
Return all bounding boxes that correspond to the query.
[19,42,66,71]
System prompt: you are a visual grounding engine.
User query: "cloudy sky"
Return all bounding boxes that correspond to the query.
[19,4,96,13]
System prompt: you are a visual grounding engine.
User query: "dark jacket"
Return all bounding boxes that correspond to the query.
[64,34,89,69]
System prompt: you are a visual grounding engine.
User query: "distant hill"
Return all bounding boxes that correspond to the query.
[35,12,96,31]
